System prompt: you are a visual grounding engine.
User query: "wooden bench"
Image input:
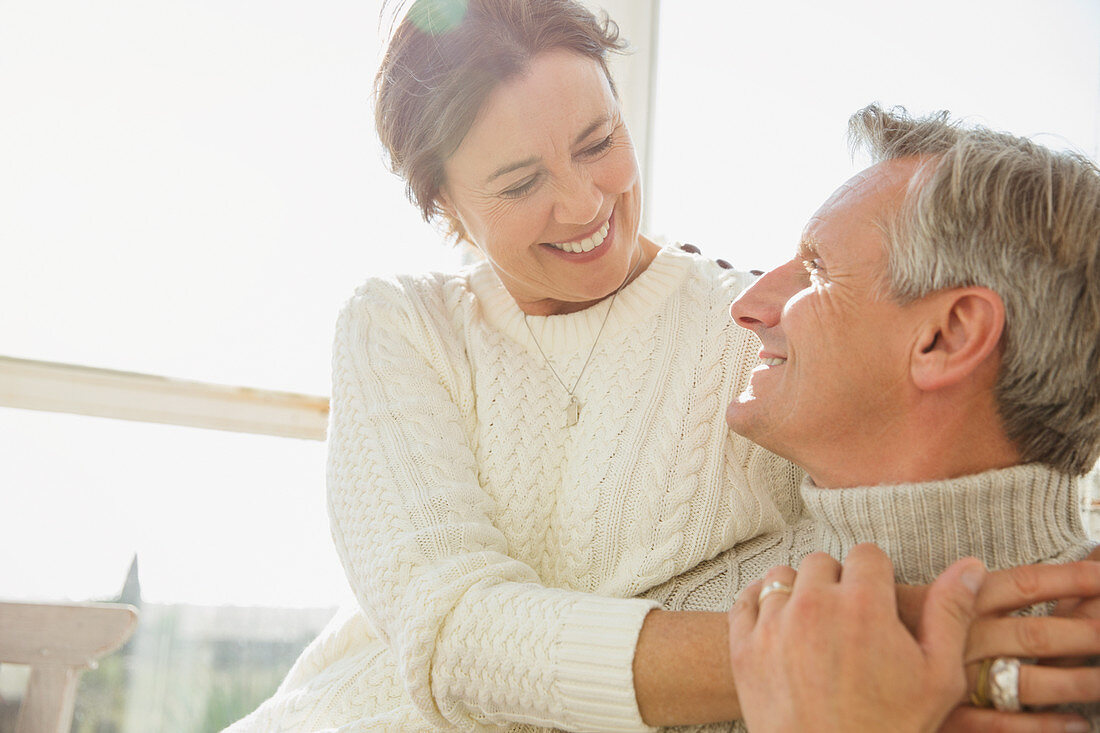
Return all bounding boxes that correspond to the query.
[0,601,138,733]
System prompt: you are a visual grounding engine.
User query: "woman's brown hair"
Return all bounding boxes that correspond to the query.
[375,0,626,241]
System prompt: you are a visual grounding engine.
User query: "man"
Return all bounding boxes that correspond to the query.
[645,104,1100,731]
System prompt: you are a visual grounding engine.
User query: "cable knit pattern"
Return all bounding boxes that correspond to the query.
[226,245,804,733]
[645,463,1097,732]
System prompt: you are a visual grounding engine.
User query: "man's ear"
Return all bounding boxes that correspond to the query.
[911,287,1005,392]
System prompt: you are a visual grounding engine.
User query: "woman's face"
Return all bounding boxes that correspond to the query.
[440,49,645,316]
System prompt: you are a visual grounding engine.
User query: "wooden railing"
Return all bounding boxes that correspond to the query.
[0,355,328,440]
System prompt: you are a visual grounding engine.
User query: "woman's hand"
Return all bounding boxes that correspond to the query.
[900,560,1100,730]
[728,544,984,733]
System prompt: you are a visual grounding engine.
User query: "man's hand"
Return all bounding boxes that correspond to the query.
[729,545,983,733]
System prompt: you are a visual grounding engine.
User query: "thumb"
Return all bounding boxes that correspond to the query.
[919,557,986,668]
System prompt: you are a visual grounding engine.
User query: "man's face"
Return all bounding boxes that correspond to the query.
[726,158,930,485]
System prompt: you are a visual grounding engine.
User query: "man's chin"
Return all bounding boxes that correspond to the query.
[725,392,762,438]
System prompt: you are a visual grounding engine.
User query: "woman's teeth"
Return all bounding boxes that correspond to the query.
[761,357,787,366]
[547,220,610,253]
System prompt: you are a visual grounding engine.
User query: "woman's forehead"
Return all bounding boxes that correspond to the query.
[447,51,617,177]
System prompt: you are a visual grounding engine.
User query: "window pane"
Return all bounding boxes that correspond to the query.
[0,407,350,730]
[0,0,463,394]
[648,0,1100,271]
[1,409,347,607]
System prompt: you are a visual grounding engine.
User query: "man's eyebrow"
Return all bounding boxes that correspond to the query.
[797,237,821,261]
[484,114,612,185]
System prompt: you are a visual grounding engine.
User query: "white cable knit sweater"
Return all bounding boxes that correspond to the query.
[226,245,804,733]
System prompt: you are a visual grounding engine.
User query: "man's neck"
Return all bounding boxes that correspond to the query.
[803,409,1020,490]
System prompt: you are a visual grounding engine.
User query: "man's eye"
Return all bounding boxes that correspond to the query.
[802,258,826,281]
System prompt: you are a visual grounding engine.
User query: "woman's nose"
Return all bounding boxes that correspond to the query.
[552,171,602,225]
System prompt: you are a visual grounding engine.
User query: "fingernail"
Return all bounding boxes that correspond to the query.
[1064,720,1089,733]
[960,564,984,594]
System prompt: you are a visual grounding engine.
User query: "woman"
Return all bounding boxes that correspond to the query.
[228,1,800,730]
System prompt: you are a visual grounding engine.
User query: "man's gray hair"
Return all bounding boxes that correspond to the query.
[848,103,1100,475]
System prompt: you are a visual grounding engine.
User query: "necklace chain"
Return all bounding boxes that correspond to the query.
[522,249,645,427]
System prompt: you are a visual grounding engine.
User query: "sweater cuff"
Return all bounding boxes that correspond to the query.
[555,596,660,733]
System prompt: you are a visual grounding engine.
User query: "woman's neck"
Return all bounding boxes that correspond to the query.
[517,235,661,316]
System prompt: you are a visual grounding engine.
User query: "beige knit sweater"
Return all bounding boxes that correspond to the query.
[646,463,1096,733]
[225,245,804,733]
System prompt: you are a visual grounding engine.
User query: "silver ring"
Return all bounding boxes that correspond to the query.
[757,581,794,603]
[988,657,1021,712]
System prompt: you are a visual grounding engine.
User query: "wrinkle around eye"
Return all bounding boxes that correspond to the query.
[498,173,543,200]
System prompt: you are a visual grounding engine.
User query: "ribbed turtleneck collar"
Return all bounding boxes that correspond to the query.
[466,244,697,353]
[802,464,1090,584]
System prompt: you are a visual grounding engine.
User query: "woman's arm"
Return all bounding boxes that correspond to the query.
[328,277,659,732]
[633,609,740,725]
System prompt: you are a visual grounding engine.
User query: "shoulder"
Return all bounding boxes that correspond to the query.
[347,268,470,313]
[330,266,489,381]
[671,242,759,298]
[339,264,483,332]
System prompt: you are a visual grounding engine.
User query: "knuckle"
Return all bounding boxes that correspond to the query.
[1073,559,1100,588]
[805,551,832,563]
[787,589,829,621]
[1016,618,1052,654]
[1009,564,1044,600]
[761,567,795,587]
[738,580,763,602]
[849,542,882,558]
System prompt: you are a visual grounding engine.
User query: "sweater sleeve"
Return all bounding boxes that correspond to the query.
[326,276,660,732]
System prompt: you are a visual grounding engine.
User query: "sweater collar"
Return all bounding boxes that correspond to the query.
[801,464,1090,584]
[466,244,695,353]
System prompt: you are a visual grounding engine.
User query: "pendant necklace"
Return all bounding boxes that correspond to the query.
[523,250,644,428]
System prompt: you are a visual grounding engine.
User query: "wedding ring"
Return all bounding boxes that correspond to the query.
[970,657,993,708]
[988,657,1022,712]
[757,581,794,603]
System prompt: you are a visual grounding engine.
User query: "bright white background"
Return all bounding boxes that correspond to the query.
[2,0,1098,607]
[649,0,1100,271]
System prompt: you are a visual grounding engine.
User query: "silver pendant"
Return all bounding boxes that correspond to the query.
[565,395,580,428]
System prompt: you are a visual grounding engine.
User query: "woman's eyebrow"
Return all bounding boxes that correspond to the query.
[573,114,610,145]
[484,114,612,185]
[486,156,539,184]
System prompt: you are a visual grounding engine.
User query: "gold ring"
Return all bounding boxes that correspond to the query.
[757,581,794,603]
[970,657,994,708]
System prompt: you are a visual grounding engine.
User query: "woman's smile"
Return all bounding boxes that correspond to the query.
[544,215,611,253]
[540,211,616,263]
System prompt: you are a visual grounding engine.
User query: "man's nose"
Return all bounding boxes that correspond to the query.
[729,260,802,331]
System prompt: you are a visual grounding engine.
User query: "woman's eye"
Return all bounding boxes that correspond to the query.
[500,176,539,199]
[581,133,614,157]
